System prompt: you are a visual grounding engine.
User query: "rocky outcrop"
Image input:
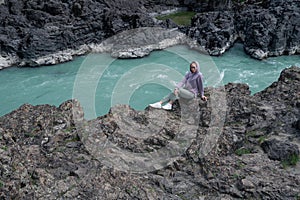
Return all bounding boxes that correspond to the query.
[188,11,237,56]
[187,0,300,59]
[0,0,157,69]
[1,66,299,199]
[0,0,299,69]
[236,0,300,59]
[89,27,190,58]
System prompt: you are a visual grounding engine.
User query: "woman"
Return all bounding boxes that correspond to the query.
[149,61,207,110]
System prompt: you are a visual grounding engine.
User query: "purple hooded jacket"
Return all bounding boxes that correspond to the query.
[176,61,204,97]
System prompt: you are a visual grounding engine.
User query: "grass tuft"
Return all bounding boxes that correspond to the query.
[235,147,251,156]
[155,11,196,26]
[281,154,299,169]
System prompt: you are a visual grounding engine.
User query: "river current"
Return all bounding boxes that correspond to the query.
[0,43,299,119]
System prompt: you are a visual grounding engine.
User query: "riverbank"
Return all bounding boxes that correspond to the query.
[0,0,299,69]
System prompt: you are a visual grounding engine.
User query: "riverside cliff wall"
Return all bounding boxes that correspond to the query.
[0,0,299,69]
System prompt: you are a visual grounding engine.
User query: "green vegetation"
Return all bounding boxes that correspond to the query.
[155,11,196,26]
[231,172,246,180]
[237,160,246,169]
[63,126,76,133]
[258,135,267,144]
[235,147,251,156]
[246,130,257,138]
[245,129,268,145]
[232,173,240,180]
[0,180,3,188]
[281,154,299,169]
[1,145,7,151]
[125,185,139,195]
[64,134,80,144]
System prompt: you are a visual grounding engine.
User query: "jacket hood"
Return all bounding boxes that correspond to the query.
[190,61,200,73]
[194,61,200,73]
[186,61,201,80]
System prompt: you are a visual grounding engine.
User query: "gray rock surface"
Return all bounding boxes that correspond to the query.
[0,66,299,199]
[237,1,300,59]
[89,27,189,58]
[188,0,300,59]
[188,11,237,56]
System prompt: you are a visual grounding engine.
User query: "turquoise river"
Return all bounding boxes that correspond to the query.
[0,43,299,119]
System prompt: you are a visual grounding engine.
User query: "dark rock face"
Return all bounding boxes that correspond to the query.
[187,0,300,59]
[1,66,299,199]
[261,139,299,161]
[237,1,300,59]
[0,0,157,68]
[0,0,299,69]
[188,11,237,56]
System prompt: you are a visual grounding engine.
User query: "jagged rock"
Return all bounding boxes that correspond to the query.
[0,0,299,68]
[187,0,300,59]
[188,11,237,55]
[293,119,300,131]
[238,178,255,191]
[236,1,300,59]
[0,0,155,67]
[261,139,300,161]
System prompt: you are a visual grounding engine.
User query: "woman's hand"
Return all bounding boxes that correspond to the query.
[201,95,207,101]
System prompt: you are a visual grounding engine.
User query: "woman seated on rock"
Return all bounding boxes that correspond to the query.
[149,61,207,110]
